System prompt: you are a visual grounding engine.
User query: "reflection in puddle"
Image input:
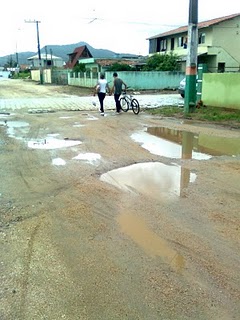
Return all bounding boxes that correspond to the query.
[132,127,240,159]
[86,115,98,121]
[28,138,82,149]
[73,153,101,164]
[59,116,73,119]
[117,213,185,272]
[0,120,29,140]
[131,131,210,160]
[47,133,60,137]
[100,162,196,200]
[73,122,85,128]
[52,158,66,166]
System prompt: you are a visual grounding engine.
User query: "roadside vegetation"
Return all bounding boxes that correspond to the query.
[11,70,31,79]
[145,105,240,127]
[142,53,179,71]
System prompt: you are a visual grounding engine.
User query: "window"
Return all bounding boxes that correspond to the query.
[178,37,184,47]
[160,39,167,51]
[171,38,175,50]
[198,33,206,44]
[218,63,225,73]
[183,37,188,49]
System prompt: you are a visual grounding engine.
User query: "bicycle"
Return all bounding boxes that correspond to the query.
[119,90,140,115]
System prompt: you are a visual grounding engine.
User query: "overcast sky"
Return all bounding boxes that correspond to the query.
[1,0,239,58]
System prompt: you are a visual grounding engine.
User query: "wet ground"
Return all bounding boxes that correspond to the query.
[0,79,240,320]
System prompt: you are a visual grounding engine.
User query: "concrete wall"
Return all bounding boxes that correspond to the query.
[51,70,68,85]
[0,71,11,78]
[31,69,52,83]
[31,70,40,82]
[68,71,185,90]
[202,73,240,109]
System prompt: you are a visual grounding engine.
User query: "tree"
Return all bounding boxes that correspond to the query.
[108,63,133,71]
[4,56,17,69]
[143,53,179,71]
[73,62,86,73]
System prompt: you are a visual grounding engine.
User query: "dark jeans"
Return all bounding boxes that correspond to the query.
[114,94,121,112]
[98,92,106,112]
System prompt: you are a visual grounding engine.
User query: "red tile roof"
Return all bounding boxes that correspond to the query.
[148,13,240,39]
[65,45,92,69]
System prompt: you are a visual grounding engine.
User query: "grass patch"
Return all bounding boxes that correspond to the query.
[146,106,183,117]
[145,105,240,125]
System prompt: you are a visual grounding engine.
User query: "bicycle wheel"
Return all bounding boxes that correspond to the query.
[131,99,140,114]
[119,97,129,112]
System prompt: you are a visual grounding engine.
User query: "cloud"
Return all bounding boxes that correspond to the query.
[0,0,239,57]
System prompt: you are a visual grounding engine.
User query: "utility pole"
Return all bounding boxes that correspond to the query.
[25,19,44,84]
[184,0,198,113]
[15,28,21,69]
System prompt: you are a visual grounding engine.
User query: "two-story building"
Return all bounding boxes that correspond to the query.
[147,13,240,73]
[27,54,64,69]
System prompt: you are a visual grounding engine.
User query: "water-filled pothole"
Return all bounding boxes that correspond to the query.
[28,137,82,149]
[117,212,185,272]
[0,120,29,140]
[131,127,240,159]
[100,162,196,201]
[73,153,101,164]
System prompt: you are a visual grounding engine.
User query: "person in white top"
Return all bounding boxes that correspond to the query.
[94,73,110,116]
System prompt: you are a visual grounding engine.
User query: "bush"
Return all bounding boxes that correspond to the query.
[143,53,179,71]
[108,63,133,71]
[73,63,86,73]
[12,71,31,79]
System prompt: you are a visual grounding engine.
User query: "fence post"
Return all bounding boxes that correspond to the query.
[197,63,207,101]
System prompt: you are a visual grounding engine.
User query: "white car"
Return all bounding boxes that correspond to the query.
[178,77,198,98]
[178,78,186,98]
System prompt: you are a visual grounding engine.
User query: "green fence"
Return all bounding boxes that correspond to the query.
[51,70,68,85]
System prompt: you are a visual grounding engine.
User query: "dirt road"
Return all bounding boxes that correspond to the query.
[0,79,240,320]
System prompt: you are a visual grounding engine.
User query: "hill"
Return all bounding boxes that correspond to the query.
[0,42,139,67]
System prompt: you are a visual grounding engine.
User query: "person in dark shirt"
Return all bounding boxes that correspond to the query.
[111,72,127,113]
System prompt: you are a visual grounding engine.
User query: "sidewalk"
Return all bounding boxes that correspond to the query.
[0,94,183,113]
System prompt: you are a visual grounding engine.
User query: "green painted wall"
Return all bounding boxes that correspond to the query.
[110,71,185,90]
[202,73,240,110]
[68,71,185,90]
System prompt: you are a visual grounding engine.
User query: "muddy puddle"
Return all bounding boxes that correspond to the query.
[131,127,240,159]
[100,162,196,201]
[52,158,66,166]
[28,137,82,150]
[117,212,185,272]
[73,153,101,164]
[51,153,101,167]
[0,120,29,140]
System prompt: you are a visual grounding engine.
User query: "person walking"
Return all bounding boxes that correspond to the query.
[111,72,127,114]
[94,73,110,116]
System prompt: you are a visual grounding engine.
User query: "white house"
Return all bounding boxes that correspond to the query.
[27,54,64,68]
